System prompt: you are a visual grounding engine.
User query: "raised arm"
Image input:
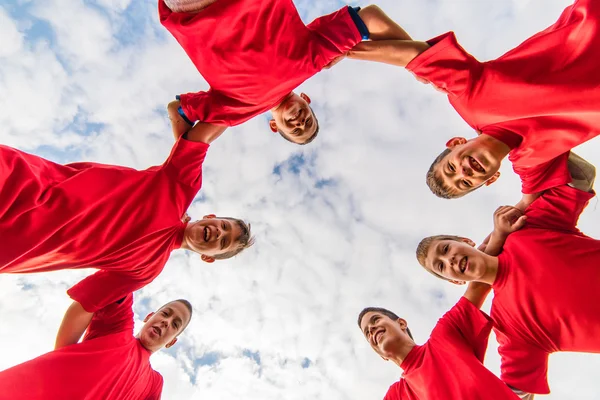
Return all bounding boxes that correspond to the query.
[54,300,94,350]
[357,5,412,41]
[167,100,227,144]
[346,40,430,67]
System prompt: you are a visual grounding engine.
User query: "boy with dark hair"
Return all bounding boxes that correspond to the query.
[358,296,523,399]
[416,154,598,395]
[159,1,412,144]
[344,0,600,199]
[0,293,192,399]
[0,111,254,316]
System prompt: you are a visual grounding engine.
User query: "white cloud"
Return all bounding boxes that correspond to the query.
[1,0,599,399]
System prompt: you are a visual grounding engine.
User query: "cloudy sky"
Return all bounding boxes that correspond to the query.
[1,0,599,398]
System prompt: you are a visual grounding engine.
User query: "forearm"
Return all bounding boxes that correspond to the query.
[358,5,412,41]
[347,40,429,67]
[55,301,94,350]
[464,282,492,309]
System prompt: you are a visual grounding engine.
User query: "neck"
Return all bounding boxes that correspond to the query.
[134,333,158,354]
[388,341,417,368]
[478,134,511,161]
[271,92,294,112]
[478,254,500,286]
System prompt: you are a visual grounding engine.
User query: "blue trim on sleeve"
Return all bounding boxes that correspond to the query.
[348,6,369,40]
[178,106,194,126]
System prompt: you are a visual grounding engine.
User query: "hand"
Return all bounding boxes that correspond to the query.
[493,206,527,238]
[322,54,346,70]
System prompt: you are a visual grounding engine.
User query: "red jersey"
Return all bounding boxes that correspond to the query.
[159,0,364,126]
[407,0,600,194]
[491,184,599,394]
[0,138,208,312]
[0,294,162,400]
[384,297,518,400]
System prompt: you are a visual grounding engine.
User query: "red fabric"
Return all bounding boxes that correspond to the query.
[491,185,598,394]
[159,0,363,126]
[0,138,208,312]
[384,297,518,400]
[407,0,600,193]
[0,294,162,400]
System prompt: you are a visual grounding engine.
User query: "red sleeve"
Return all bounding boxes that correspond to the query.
[434,297,493,363]
[82,293,134,341]
[163,137,209,190]
[405,32,483,98]
[67,270,151,313]
[383,381,400,400]
[495,328,550,395]
[306,6,363,68]
[178,90,231,126]
[146,373,164,400]
[514,152,572,194]
[525,184,595,233]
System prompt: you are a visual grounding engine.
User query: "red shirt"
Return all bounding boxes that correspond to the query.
[159,0,363,126]
[407,0,600,193]
[0,294,162,400]
[0,138,208,312]
[491,184,598,394]
[384,297,518,400]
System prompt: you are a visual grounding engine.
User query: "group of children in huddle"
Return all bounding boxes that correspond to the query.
[0,0,598,398]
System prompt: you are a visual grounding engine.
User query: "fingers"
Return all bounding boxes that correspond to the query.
[512,215,528,230]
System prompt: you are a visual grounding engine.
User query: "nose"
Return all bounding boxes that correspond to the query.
[294,117,306,128]
[441,253,456,267]
[460,159,473,177]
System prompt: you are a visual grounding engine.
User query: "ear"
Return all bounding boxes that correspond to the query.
[449,279,467,285]
[165,337,178,349]
[460,238,476,247]
[484,171,501,186]
[445,137,467,149]
[202,214,216,219]
[396,318,408,330]
[143,312,154,323]
[269,119,278,133]
[201,254,215,263]
[300,92,311,104]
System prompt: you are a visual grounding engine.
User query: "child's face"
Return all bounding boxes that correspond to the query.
[424,239,488,283]
[434,137,502,196]
[270,92,318,144]
[360,312,410,360]
[184,216,243,259]
[139,300,191,352]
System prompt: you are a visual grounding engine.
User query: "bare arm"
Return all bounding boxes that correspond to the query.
[55,301,94,350]
[567,151,596,193]
[357,5,412,41]
[167,100,227,144]
[346,40,430,67]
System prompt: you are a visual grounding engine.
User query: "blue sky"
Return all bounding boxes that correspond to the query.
[1,0,600,399]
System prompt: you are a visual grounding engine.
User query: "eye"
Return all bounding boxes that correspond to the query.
[162,311,167,316]
[448,162,455,173]
[221,222,226,230]
[443,245,448,254]
[221,238,226,250]
[463,180,472,188]
[438,262,444,272]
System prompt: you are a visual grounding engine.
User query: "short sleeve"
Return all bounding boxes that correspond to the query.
[178,90,231,126]
[82,293,135,341]
[525,183,595,233]
[146,373,164,400]
[433,297,493,363]
[163,137,209,189]
[405,32,483,98]
[495,328,550,395]
[306,6,364,67]
[514,152,572,194]
[67,270,151,313]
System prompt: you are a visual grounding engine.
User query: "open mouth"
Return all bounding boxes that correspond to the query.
[468,156,485,174]
[374,329,384,345]
[289,108,302,122]
[203,226,210,242]
[459,257,468,274]
[152,326,162,337]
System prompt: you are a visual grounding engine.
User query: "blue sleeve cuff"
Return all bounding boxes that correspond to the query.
[175,95,194,126]
[348,6,369,40]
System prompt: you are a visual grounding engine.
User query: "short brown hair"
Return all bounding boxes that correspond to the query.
[212,218,255,260]
[415,235,464,281]
[277,106,319,145]
[357,307,414,340]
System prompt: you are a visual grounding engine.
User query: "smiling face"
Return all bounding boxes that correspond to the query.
[138,300,191,353]
[183,215,245,262]
[270,92,318,144]
[359,311,413,360]
[433,137,502,197]
[424,238,489,283]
